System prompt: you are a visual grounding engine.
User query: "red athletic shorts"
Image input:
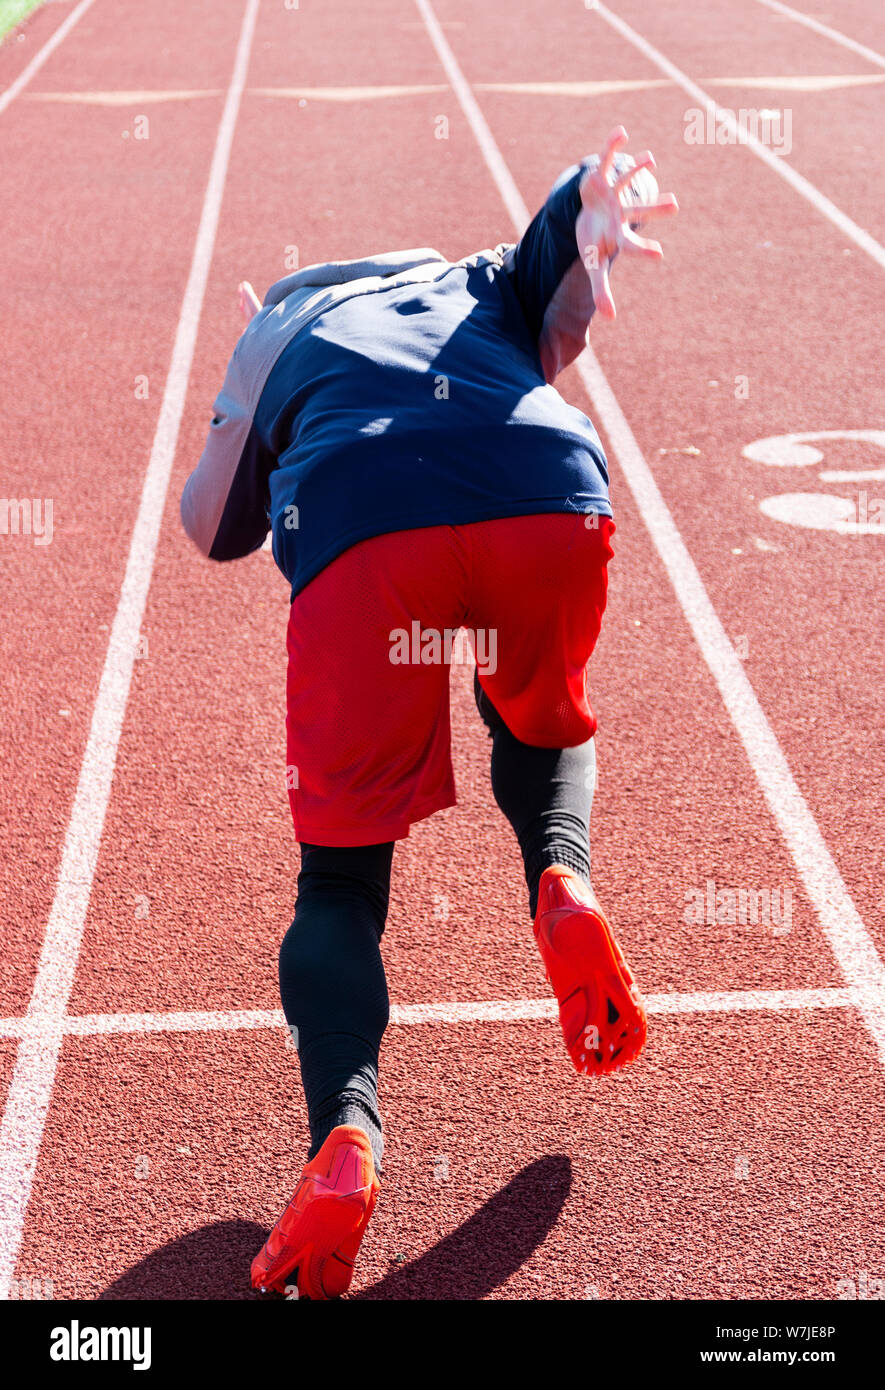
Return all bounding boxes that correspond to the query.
[286,512,615,846]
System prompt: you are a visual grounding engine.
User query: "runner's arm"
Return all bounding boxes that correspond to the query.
[504,156,596,384]
[505,127,676,382]
[180,332,275,559]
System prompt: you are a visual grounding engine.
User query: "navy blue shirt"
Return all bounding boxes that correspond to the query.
[181,159,615,597]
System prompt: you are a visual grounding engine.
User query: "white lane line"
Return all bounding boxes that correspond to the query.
[0,0,261,1303]
[755,0,885,70]
[27,85,446,105]
[0,987,874,1039]
[250,84,449,100]
[705,73,885,92]
[0,0,96,118]
[414,0,885,1062]
[27,88,224,104]
[398,987,877,1022]
[592,2,885,271]
[65,1008,284,1037]
[474,79,672,96]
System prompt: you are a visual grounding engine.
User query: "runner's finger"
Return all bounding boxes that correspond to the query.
[600,125,629,178]
[620,229,664,259]
[624,194,679,220]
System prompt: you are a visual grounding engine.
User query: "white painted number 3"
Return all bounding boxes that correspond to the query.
[742,429,885,534]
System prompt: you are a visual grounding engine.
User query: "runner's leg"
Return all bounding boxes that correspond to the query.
[467,512,614,917]
[475,672,595,918]
[278,840,394,1173]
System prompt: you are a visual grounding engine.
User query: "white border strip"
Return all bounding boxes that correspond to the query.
[0,0,261,1302]
[0,986,874,1040]
[414,0,885,1057]
[593,2,885,271]
[0,0,97,118]
[756,0,885,70]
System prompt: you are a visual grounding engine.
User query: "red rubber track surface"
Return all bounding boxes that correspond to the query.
[1,0,883,1299]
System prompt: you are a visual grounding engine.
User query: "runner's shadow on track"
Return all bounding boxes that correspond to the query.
[354,1153,572,1301]
[96,1155,571,1300]
[97,1220,268,1301]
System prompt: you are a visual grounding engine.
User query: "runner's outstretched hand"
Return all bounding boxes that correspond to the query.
[576,126,678,320]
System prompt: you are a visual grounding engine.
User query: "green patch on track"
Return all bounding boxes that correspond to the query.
[0,0,47,45]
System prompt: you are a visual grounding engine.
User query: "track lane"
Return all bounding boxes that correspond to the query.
[15,1009,885,1298]
[0,0,246,1018]
[0,0,261,1298]
[4,0,884,1302]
